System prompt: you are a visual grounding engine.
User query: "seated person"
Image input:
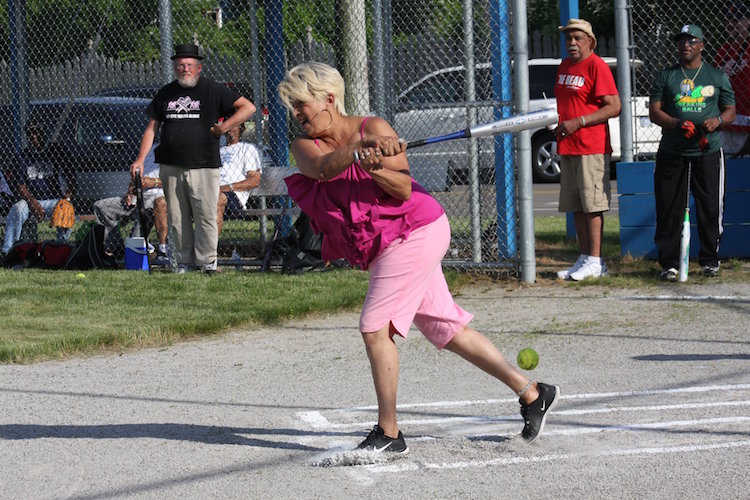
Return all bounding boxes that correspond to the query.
[93,145,168,258]
[0,168,13,216]
[2,121,75,255]
[216,122,262,235]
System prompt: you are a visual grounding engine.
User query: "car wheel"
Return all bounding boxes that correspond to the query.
[531,132,561,183]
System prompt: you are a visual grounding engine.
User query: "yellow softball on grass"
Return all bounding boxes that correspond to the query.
[76,273,86,279]
[517,348,539,370]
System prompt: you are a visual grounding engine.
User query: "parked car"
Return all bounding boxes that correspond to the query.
[395,57,661,188]
[0,97,152,211]
[1,95,273,214]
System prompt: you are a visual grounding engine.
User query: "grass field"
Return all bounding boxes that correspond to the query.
[1,215,745,363]
[0,269,371,363]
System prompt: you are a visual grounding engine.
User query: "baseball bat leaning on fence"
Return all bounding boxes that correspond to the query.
[405,108,559,148]
[260,200,289,273]
[134,169,151,274]
[678,162,691,282]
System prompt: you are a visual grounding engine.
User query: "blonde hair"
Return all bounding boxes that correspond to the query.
[278,62,347,116]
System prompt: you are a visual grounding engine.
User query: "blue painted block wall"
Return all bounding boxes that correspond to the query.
[618,159,750,258]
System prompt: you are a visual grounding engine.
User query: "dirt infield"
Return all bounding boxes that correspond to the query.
[1,277,749,498]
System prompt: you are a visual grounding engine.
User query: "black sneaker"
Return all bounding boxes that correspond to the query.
[520,382,560,443]
[357,425,409,454]
[702,264,719,277]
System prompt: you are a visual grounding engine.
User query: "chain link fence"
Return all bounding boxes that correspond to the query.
[1,1,689,274]
[631,0,750,157]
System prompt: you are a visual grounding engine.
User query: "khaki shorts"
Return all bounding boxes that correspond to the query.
[558,154,611,213]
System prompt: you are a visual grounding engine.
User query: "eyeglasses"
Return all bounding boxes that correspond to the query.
[677,38,701,46]
[175,63,198,70]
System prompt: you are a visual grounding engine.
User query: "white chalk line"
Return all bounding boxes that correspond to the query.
[333,383,750,412]
[536,415,750,437]
[296,383,750,429]
[363,439,750,474]
[300,400,750,431]
[622,295,750,302]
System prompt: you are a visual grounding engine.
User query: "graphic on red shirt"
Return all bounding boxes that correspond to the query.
[554,54,618,155]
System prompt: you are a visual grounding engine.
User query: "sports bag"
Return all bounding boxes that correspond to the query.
[2,241,41,268]
[64,223,115,270]
[40,240,74,269]
[280,213,326,274]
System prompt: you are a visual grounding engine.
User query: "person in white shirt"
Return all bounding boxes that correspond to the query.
[217,122,262,234]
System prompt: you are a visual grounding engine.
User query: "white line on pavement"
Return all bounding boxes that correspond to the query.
[326,383,750,414]
[297,384,750,430]
[301,401,750,430]
[362,439,750,474]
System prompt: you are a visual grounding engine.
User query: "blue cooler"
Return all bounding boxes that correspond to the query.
[124,237,149,271]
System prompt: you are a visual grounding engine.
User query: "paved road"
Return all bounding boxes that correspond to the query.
[1,279,748,498]
[431,182,619,219]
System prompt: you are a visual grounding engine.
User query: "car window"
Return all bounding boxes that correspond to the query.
[401,60,645,107]
[402,68,495,104]
[74,107,145,146]
[528,65,559,100]
[28,104,67,143]
[402,72,462,104]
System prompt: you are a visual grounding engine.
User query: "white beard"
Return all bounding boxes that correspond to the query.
[177,75,199,88]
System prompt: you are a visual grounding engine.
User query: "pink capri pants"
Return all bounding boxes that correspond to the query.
[359,214,473,348]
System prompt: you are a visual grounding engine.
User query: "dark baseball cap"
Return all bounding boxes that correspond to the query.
[673,24,704,41]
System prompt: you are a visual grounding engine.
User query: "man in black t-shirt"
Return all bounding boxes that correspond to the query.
[130,43,256,274]
[1,121,74,255]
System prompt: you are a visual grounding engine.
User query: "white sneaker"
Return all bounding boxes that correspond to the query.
[569,259,604,281]
[557,255,586,280]
[600,260,609,277]
[201,260,218,274]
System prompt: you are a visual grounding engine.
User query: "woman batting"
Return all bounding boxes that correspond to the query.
[278,62,560,453]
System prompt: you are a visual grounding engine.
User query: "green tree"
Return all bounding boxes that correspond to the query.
[527,0,615,38]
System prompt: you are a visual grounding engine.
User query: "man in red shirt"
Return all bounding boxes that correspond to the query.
[554,19,622,281]
[716,2,750,156]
